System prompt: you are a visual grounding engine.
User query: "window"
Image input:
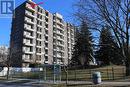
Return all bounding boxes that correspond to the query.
[53,39,56,43]
[25,54,32,60]
[45,24,48,28]
[45,49,48,54]
[45,18,48,22]
[45,36,48,41]
[40,22,42,25]
[40,16,42,19]
[45,43,48,47]
[36,55,41,60]
[25,31,33,36]
[38,7,40,12]
[36,41,41,46]
[53,16,56,20]
[37,34,41,39]
[30,47,33,52]
[37,27,42,32]
[26,24,31,28]
[25,39,33,44]
[53,45,56,49]
[38,14,42,19]
[45,11,49,16]
[36,48,41,53]
[45,30,48,34]
[45,56,48,61]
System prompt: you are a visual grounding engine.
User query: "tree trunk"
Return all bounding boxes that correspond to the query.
[6,66,10,80]
[126,60,130,76]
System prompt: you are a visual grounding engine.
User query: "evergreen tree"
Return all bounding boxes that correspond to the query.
[71,21,94,66]
[95,26,123,65]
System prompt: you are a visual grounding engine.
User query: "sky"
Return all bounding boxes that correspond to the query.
[0,0,75,46]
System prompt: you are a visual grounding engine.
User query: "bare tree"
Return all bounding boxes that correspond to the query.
[0,46,8,67]
[0,46,11,79]
[74,0,130,75]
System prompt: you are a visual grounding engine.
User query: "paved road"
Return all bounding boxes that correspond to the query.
[0,79,130,87]
[0,84,32,87]
[0,83,49,87]
[0,80,49,87]
[0,82,40,87]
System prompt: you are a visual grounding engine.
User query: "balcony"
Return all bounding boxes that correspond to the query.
[45,34,48,37]
[54,25,64,30]
[37,31,42,34]
[45,15,49,18]
[25,10,35,18]
[23,32,34,39]
[68,41,71,44]
[26,3,35,12]
[53,31,64,36]
[45,21,49,25]
[23,50,33,54]
[36,53,42,55]
[54,54,64,58]
[37,11,44,16]
[25,35,34,39]
[57,55,62,58]
[44,40,48,43]
[24,24,34,31]
[57,43,64,47]
[37,17,43,21]
[25,19,35,25]
[45,47,48,50]
[53,36,64,41]
[54,13,63,19]
[54,43,64,47]
[23,42,34,46]
[45,27,48,30]
[57,37,64,41]
[53,49,64,53]
[53,55,56,57]
[36,45,42,48]
[56,20,64,26]
[37,38,42,41]
[23,58,31,63]
[44,54,48,56]
[44,61,49,64]
[37,24,43,28]
[57,32,64,36]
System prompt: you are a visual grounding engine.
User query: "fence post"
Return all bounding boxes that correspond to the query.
[123,67,125,79]
[107,67,109,80]
[75,69,76,81]
[44,66,46,81]
[112,67,114,80]
[89,69,92,80]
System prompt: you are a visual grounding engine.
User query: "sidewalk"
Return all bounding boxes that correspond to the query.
[23,80,130,87]
[0,79,130,87]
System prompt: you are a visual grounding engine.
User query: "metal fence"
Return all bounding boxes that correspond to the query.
[0,66,126,82]
[61,66,126,81]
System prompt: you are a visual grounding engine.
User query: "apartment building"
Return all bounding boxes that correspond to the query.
[10,0,75,67]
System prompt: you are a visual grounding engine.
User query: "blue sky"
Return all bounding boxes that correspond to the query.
[0,0,75,46]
